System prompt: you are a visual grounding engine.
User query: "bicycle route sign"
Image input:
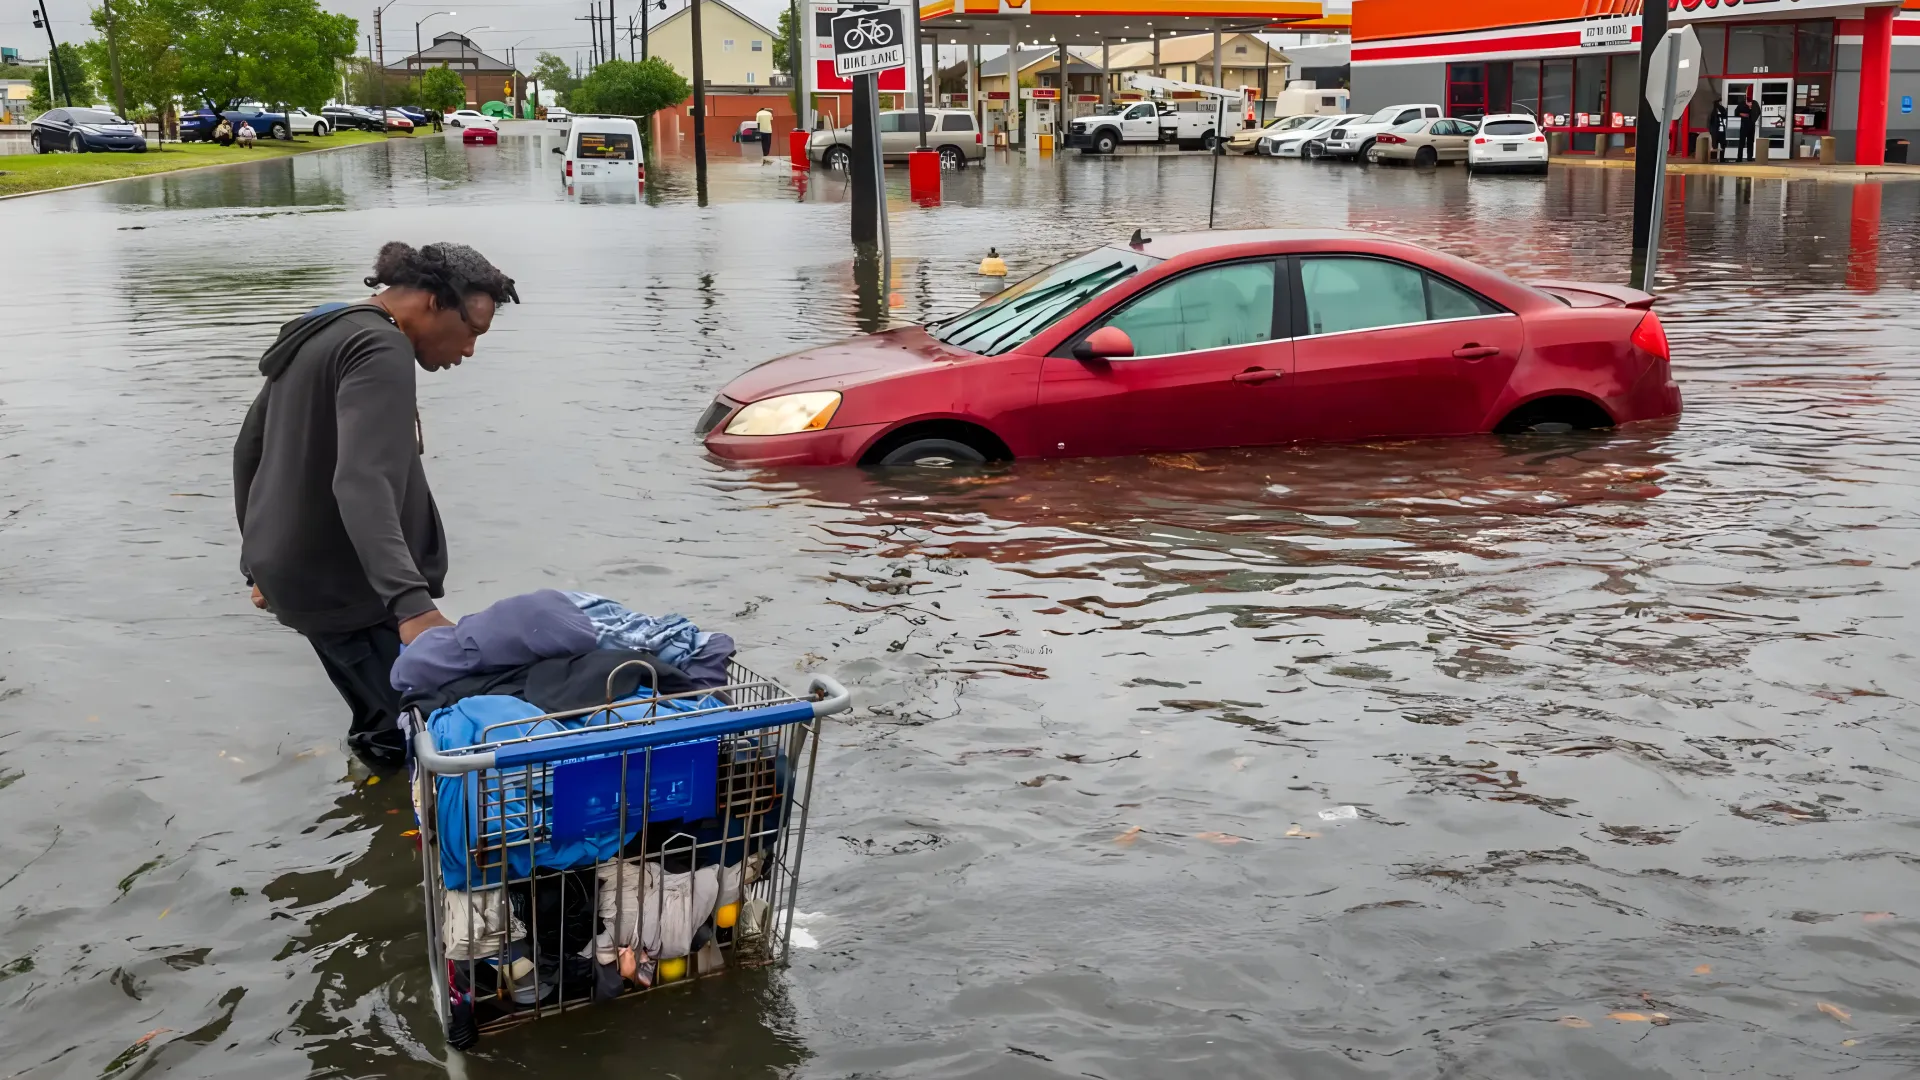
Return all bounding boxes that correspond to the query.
[832,6,907,79]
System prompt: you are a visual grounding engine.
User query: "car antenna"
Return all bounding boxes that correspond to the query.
[1129,228,1150,249]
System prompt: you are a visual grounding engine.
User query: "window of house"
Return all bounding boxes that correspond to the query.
[751,39,764,51]
[723,38,734,51]
[746,72,755,83]
[1234,44,1247,54]
[1097,261,1276,358]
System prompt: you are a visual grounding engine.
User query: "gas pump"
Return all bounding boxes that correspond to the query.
[1022,87,1059,152]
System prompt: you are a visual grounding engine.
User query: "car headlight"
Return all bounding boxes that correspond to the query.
[722,391,842,436]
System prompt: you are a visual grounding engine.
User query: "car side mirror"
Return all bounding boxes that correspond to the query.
[1073,326,1134,362]
[551,146,563,154]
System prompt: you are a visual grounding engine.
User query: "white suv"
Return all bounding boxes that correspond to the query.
[1320,104,1441,161]
[1467,113,1550,175]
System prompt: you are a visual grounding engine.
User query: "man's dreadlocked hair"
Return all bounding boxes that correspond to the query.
[364,241,520,311]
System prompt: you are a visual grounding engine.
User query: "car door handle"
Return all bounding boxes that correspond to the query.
[1452,345,1502,360]
[1232,368,1284,385]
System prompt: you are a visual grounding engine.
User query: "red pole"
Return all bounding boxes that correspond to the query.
[1846,182,1882,293]
[1855,6,1893,166]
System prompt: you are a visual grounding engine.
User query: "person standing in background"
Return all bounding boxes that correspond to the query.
[1735,87,1761,162]
[234,242,519,769]
[755,105,775,157]
[1710,99,1728,162]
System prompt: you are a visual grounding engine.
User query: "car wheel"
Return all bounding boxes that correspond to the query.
[1357,138,1376,163]
[1306,141,1323,159]
[876,438,988,469]
[1094,131,1118,154]
[30,131,44,153]
[1201,130,1218,152]
[1415,145,1437,168]
[271,122,289,140]
[939,145,964,170]
[69,133,85,153]
[314,120,329,136]
[1534,163,1551,176]
[824,144,852,171]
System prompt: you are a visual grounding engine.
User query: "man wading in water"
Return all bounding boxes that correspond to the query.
[234,242,519,769]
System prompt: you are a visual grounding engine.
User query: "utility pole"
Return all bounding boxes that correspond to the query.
[30,1,70,106]
[102,0,126,117]
[691,0,708,198]
[1630,0,1669,283]
[375,5,386,110]
[607,0,616,64]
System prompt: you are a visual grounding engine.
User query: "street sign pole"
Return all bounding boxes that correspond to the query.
[870,72,891,293]
[1638,26,1700,293]
[833,6,908,253]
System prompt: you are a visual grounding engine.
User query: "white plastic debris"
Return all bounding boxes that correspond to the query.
[1316,806,1360,822]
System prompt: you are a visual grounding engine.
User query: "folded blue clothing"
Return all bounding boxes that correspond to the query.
[392,590,599,695]
[565,592,701,668]
[429,691,725,890]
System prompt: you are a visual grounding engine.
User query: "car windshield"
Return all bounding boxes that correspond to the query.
[928,247,1158,356]
[71,109,127,124]
[1363,106,1400,124]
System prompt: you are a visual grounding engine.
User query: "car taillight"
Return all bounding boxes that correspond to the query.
[565,160,573,177]
[975,132,982,144]
[1530,134,1546,142]
[1630,311,1670,362]
[1473,137,1487,144]
[1376,134,1403,144]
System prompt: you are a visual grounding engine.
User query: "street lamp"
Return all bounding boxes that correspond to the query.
[458,25,492,108]
[416,10,453,74]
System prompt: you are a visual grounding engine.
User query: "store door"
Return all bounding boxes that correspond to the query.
[1726,80,1792,160]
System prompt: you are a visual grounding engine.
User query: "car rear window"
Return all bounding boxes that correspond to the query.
[1484,120,1537,136]
[576,132,635,160]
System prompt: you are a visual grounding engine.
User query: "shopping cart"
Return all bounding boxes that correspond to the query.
[409,658,850,1048]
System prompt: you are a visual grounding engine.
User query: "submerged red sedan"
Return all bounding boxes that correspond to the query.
[699,230,1681,468]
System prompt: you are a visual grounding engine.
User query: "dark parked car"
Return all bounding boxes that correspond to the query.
[30,107,148,153]
[180,101,291,142]
[321,105,382,131]
[392,105,429,125]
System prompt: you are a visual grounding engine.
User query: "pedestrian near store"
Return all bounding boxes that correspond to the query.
[233,241,520,769]
[755,105,775,157]
[1735,88,1761,162]
[1710,99,1728,161]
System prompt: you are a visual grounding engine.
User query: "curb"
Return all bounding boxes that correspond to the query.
[1549,155,1920,183]
[0,134,404,202]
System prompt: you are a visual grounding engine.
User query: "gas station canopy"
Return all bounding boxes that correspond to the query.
[915,0,1349,47]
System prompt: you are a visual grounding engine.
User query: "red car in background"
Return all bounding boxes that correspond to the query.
[699,230,1681,468]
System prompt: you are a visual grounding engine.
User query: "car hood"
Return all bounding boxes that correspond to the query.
[719,326,973,402]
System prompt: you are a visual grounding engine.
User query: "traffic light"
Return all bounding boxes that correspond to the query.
[32,5,44,28]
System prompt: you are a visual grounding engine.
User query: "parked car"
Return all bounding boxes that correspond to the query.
[29,107,147,153]
[393,105,430,125]
[233,101,329,136]
[808,109,984,170]
[376,108,414,132]
[322,104,382,131]
[446,109,490,128]
[554,114,642,185]
[1228,114,1311,155]
[698,229,1682,468]
[545,105,572,123]
[1319,104,1442,161]
[181,101,292,142]
[1468,113,1551,175]
[1370,116,1479,166]
[1261,114,1356,157]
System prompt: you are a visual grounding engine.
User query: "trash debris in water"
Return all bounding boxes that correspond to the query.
[1317,806,1360,822]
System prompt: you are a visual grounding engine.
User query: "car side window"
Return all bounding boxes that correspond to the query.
[940,113,972,131]
[1095,261,1276,358]
[1427,275,1502,320]
[877,114,904,133]
[1395,109,1419,124]
[45,109,66,123]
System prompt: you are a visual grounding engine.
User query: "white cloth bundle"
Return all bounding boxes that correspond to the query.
[443,887,525,961]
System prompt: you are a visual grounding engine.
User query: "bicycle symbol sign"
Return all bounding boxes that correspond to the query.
[832,6,907,78]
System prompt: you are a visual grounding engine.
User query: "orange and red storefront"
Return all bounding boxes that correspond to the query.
[1352,0,1920,165]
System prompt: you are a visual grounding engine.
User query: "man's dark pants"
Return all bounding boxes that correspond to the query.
[760,133,773,155]
[307,622,408,768]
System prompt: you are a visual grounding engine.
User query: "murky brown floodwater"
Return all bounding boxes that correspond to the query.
[4,129,1920,1078]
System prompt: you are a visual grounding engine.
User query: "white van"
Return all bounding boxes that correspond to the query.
[554,116,643,185]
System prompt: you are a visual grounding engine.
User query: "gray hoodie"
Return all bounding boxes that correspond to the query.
[233,303,446,634]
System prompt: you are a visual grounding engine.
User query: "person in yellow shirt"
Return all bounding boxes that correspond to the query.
[754,106,775,157]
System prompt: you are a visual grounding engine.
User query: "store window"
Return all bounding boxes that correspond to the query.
[1542,60,1572,126]
[1572,55,1606,150]
[1727,23,1793,75]
[1511,60,1541,118]
[1447,62,1487,119]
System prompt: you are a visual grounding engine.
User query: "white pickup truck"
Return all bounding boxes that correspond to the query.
[1064,74,1248,153]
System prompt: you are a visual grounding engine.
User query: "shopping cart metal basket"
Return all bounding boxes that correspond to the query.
[408,658,850,1048]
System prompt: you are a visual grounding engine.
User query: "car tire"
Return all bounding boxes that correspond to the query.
[1356,138,1376,163]
[876,438,987,469]
[1094,130,1118,154]
[939,145,964,169]
[70,132,85,153]
[30,131,44,153]
[1201,130,1218,152]
[314,120,330,136]
[1415,145,1437,167]
[1534,163,1550,176]
[1306,141,1323,159]
[824,144,852,171]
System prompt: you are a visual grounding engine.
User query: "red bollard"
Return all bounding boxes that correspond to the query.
[788,129,810,168]
[908,148,941,204]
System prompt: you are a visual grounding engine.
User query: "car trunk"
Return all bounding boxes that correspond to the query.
[1531,280,1657,310]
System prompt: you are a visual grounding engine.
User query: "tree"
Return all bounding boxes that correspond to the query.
[529,51,576,106]
[83,0,188,122]
[772,6,794,75]
[28,43,97,110]
[567,57,688,118]
[411,65,466,112]
[178,0,357,110]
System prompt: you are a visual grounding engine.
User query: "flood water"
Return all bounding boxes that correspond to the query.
[4,130,1920,1078]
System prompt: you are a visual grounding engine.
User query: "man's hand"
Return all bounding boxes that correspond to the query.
[398,608,455,645]
[251,585,269,610]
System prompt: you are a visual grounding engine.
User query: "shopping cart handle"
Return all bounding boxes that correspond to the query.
[809,674,852,718]
[415,728,497,774]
